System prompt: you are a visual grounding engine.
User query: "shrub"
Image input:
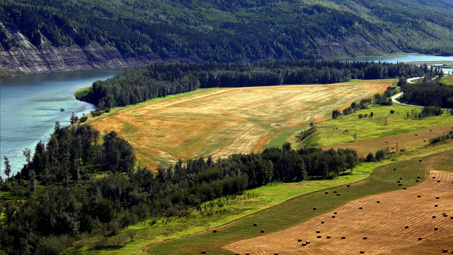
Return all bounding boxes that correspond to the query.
[79,116,88,123]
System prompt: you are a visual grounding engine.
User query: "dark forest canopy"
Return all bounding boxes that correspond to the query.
[78,60,427,109]
[400,80,453,108]
[1,0,452,61]
[0,123,361,254]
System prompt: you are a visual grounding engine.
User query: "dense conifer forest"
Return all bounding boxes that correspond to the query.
[400,80,453,108]
[78,60,427,109]
[1,0,452,61]
[0,122,362,254]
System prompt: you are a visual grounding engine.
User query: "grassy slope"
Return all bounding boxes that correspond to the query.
[441,75,453,85]
[147,145,453,255]
[65,162,375,254]
[313,104,453,146]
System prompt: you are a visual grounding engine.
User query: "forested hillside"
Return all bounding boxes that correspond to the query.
[1,0,452,74]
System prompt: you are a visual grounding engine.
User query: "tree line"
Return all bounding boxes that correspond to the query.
[0,122,360,254]
[400,80,453,109]
[78,60,427,109]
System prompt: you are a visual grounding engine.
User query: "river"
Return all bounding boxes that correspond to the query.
[0,70,119,176]
[1,54,453,177]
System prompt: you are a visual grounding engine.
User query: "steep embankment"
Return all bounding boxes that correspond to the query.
[1,0,452,75]
[0,22,193,75]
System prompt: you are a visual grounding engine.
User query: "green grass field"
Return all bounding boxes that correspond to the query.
[292,103,453,148]
[441,74,453,85]
[145,147,453,254]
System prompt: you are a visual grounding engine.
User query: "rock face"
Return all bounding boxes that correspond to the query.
[0,25,190,76]
[0,45,161,75]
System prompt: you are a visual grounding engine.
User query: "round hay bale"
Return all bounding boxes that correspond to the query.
[325,191,329,194]
[313,207,317,210]
[326,236,331,239]
[437,180,441,183]
[417,176,420,179]
[424,140,426,142]
[337,194,341,196]
[333,191,337,193]
[419,159,422,162]
[443,249,448,253]
[405,226,410,229]
[403,188,407,190]
[341,236,346,240]
[316,231,320,233]
[363,237,368,240]
[399,177,403,180]
[298,239,303,242]
[433,216,437,219]
[436,197,440,199]
[393,168,397,171]
[377,201,381,204]
[359,207,363,210]
[399,183,402,186]
[434,228,439,231]
[450,216,453,220]
[213,230,217,233]
[334,212,338,215]
[347,184,351,187]
[397,181,401,183]
[253,223,258,227]
[306,240,311,244]
[332,216,336,218]
[435,205,438,207]
[360,251,365,254]
[432,176,436,179]
[321,221,325,224]
[201,251,206,254]
[417,195,421,198]
[301,243,306,246]
[418,237,423,241]
[416,180,419,183]
[260,230,265,233]
[317,235,322,238]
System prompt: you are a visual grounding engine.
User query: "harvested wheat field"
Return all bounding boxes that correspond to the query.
[224,170,453,255]
[90,80,390,169]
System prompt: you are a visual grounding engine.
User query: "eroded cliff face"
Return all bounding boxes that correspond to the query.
[0,24,190,76]
[0,45,162,76]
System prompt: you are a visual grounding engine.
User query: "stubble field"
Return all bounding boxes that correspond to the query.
[225,169,453,255]
[89,80,391,169]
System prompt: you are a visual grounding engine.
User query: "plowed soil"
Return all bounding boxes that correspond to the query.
[224,171,453,255]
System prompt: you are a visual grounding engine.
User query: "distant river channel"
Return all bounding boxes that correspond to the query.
[0,69,119,176]
[1,54,453,177]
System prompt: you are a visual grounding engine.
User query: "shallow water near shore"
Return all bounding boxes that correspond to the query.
[0,69,118,176]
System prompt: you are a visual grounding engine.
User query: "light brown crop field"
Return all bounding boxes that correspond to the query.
[89,80,391,169]
[224,169,453,255]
